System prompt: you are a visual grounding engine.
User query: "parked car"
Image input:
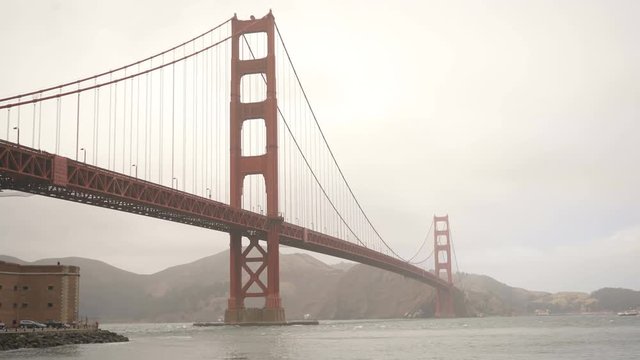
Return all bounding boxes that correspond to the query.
[0,322,5,330]
[19,320,46,329]
[45,320,69,329]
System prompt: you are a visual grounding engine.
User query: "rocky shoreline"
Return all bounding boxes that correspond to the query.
[0,329,129,351]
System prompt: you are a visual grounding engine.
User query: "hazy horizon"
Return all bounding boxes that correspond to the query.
[2,249,637,295]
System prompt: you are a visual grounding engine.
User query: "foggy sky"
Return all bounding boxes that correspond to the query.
[0,0,638,293]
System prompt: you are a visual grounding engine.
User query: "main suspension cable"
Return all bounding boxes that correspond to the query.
[241,34,366,247]
[274,22,409,261]
[0,18,233,103]
[0,34,234,110]
[450,227,461,275]
[407,218,434,263]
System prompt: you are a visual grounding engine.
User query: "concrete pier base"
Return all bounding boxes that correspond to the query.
[224,307,286,325]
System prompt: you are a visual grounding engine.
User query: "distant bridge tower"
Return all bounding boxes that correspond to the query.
[434,215,455,317]
[225,11,285,324]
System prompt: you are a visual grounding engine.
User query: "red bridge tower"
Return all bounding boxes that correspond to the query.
[434,215,455,317]
[225,11,285,324]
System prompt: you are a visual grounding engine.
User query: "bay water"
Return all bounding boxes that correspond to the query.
[1,315,638,359]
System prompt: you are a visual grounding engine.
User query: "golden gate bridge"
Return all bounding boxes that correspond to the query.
[0,11,459,324]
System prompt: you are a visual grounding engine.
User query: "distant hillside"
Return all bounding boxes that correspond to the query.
[2,253,636,321]
[455,273,539,315]
[327,264,433,319]
[454,273,631,316]
[1,252,344,322]
[591,288,640,312]
[0,255,28,264]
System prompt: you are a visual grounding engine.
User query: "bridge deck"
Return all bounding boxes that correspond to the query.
[0,140,450,290]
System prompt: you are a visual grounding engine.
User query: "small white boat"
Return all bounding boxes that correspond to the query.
[617,310,639,317]
[535,309,551,316]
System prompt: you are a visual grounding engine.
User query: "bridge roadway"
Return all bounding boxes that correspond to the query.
[0,139,450,291]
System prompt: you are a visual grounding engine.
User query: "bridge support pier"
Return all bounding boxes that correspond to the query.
[435,287,455,318]
[224,227,286,324]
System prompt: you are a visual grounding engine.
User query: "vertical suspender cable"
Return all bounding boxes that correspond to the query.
[94,87,100,164]
[129,75,134,174]
[92,82,96,163]
[114,82,118,170]
[16,100,21,144]
[216,38,220,199]
[158,58,162,184]
[282,47,287,219]
[136,69,141,175]
[210,38,214,199]
[450,228,461,276]
[182,46,187,191]
[123,71,128,173]
[225,36,229,203]
[108,78,112,169]
[149,67,154,180]
[289,63,292,221]
[55,89,61,154]
[145,70,149,179]
[202,43,206,196]
[202,45,206,195]
[4,109,9,141]
[75,90,81,160]
[193,43,197,193]
[37,101,42,150]
[205,45,209,196]
[172,59,176,187]
[210,44,215,196]
[31,103,36,147]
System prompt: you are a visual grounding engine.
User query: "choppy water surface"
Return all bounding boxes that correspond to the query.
[2,315,638,359]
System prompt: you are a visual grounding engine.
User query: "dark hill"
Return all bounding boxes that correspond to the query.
[591,288,640,312]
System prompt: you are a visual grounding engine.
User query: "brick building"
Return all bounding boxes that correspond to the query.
[0,261,79,326]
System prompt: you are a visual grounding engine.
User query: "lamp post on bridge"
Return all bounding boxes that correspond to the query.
[172,177,178,190]
[131,164,137,178]
[12,126,19,145]
[206,188,211,199]
[79,148,87,163]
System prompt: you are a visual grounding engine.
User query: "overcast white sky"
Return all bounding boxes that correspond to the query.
[0,0,638,293]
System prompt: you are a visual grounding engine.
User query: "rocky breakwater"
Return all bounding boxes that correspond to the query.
[0,329,129,351]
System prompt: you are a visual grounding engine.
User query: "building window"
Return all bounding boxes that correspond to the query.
[22,286,29,291]
[48,303,54,308]
[13,303,17,308]
[0,302,2,308]
[0,284,3,290]
[14,285,18,291]
[21,303,28,308]
[48,285,54,291]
